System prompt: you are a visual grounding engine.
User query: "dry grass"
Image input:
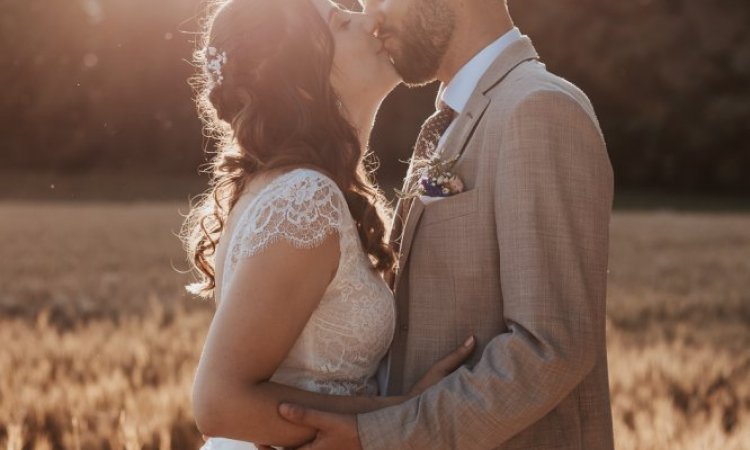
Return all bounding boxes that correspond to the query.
[0,202,748,449]
[606,212,750,449]
[0,202,209,450]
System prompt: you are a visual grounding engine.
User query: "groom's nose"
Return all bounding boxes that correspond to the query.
[363,10,386,39]
[361,0,384,18]
[360,14,379,36]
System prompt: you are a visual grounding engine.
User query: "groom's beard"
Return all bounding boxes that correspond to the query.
[385,0,455,86]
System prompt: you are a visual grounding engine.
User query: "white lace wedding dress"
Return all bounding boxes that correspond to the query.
[201,168,396,450]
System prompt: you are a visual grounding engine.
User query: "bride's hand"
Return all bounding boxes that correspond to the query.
[408,335,476,397]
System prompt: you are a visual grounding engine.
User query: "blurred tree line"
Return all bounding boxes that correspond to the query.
[1,0,749,192]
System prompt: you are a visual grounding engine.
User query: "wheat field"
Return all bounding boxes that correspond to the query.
[0,202,748,450]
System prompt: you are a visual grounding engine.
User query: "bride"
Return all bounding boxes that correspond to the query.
[182,0,475,448]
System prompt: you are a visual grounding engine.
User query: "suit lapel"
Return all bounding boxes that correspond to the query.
[437,95,491,164]
[391,36,541,294]
[392,198,422,292]
[476,36,539,93]
[392,99,488,292]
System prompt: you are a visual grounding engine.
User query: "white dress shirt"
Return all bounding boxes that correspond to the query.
[419,27,523,206]
[437,27,523,149]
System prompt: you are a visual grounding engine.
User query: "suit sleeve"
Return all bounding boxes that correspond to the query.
[357,90,614,449]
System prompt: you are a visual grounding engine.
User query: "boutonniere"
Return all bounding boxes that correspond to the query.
[396,155,465,200]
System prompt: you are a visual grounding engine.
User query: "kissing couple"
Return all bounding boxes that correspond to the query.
[183,0,615,448]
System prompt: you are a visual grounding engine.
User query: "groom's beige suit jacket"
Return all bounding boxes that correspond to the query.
[358,37,615,449]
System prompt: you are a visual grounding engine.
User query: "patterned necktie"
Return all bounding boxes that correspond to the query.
[386,103,456,287]
[414,102,457,160]
[405,102,456,193]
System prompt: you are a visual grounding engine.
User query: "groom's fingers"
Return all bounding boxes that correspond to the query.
[279,403,336,429]
[278,403,312,426]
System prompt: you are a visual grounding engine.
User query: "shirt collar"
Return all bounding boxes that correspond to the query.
[440,27,523,113]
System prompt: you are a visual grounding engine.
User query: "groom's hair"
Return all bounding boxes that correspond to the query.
[184,0,396,297]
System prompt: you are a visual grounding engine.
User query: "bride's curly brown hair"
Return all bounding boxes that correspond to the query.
[182,0,396,298]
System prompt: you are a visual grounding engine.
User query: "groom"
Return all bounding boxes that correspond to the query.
[278,0,615,448]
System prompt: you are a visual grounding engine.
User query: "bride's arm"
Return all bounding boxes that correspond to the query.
[192,234,402,448]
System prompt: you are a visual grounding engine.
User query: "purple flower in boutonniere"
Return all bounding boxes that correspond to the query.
[419,171,464,197]
[397,155,465,199]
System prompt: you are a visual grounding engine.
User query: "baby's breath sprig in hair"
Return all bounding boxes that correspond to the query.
[206,46,228,86]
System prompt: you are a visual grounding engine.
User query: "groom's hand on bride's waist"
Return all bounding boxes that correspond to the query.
[257,403,362,450]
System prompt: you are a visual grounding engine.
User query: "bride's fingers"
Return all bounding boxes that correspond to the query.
[435,335,476,374]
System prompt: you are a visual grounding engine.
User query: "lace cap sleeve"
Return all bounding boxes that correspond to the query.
[229,169,346,262]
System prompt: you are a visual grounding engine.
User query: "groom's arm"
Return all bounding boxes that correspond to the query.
[357,89,614,449]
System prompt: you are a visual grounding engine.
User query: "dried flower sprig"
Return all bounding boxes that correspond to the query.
[396,155,465,200]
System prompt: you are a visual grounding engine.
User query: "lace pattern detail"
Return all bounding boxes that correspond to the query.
[223,170,344,289]
[237,173,343,256]
[208,169,396,450]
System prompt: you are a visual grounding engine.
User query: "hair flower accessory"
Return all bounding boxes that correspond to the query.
[206,46,228,85]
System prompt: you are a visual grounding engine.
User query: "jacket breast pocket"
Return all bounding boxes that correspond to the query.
[419,189,478,227]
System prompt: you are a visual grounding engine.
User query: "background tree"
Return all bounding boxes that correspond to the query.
[1,0,748,193]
